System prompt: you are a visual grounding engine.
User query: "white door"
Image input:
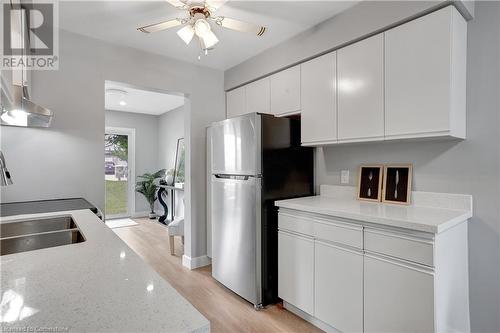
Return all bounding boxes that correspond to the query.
[338,34,384,142]
[384,6,454,138]
[278,230,314,315]
[226,86,246,118]
[301,52,337,145]
[246,77,270,114]
[315,241,363,333]
[270,65,301,116]
[105,127,136,219]
[364,254,435,333]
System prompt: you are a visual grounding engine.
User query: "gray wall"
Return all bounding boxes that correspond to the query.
[158,106,184,173]
[158,106,185,219]
[1,29,225,262]
[225,1,500,332]
[105,110,159,214]
[225,1,473,90]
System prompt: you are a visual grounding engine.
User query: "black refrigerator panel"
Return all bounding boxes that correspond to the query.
[259,114,314,306]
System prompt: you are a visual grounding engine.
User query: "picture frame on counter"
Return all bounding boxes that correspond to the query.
[383,164,413,205]
[357,165,383,202]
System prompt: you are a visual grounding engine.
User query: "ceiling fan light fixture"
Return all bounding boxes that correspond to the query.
[177,25,195,45]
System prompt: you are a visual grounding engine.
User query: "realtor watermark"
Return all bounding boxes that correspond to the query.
[1,0,59,70]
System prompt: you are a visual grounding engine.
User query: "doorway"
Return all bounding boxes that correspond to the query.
[105,127,136,219]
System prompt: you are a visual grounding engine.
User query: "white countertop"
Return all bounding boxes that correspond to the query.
[0,209,209,332]
[275,186,473,234]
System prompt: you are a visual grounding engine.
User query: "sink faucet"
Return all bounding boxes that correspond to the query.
[0,151,13,186]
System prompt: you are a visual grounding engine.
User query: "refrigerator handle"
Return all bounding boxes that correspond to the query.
[214,174,261,180]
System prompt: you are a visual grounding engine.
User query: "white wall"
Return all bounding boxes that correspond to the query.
[0,29,225,265]
[158,106,185,218]
[105,110,159,215]
[158,106,184,173]
[224,2,499,332]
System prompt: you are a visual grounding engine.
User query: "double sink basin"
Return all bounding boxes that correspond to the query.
[0,215,85,256]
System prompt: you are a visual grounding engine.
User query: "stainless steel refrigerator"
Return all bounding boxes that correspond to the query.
[210,113,314,309]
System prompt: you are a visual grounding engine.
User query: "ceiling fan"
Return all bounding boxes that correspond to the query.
[137,0,266,57]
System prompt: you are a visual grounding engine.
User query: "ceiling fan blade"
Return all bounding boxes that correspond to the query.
[137,19,182,33]
[165,0,188,9]
[205,0,227,12]
[215,17,266,36]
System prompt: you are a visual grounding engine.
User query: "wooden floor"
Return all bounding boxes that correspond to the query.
[113,218,323,333]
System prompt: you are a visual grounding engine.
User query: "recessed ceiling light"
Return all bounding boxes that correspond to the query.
[119,101,127,106]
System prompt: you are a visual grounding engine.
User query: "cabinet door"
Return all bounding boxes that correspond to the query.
[338,34,384,142]
[385,6,454,138]
[364,254,435,333]
[270,65,301,116]
[278,231,314,315]
[315,241,363,333]
[246,77,270,114]
[301,52,337,145]
[226,86,246,118]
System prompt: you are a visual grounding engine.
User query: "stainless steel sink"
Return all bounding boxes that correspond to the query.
[0,216,77,238]
[0,215,85,255]
[1,229,85,256]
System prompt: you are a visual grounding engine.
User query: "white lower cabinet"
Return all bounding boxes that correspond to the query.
[278,208,469,333]
[364,254,435,333]
[315,241,363,333]
[278,231,314,315]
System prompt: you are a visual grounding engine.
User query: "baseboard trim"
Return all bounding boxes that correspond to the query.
[182,255,211,270]
[132,211,150,218]
[283,301,341,333]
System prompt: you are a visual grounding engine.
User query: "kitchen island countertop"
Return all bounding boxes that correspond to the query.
[0,209,209,332]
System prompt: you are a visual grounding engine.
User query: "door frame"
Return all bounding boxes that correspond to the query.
[105,126,136,219]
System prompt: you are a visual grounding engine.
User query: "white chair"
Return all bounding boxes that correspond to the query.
[168,217,184,255]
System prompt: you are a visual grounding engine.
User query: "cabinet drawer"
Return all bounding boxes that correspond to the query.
[313,220,363,249]
[364,228,434,266]
[278,212,313,236]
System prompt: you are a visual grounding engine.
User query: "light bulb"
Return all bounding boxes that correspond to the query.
[194,19,211,38]
[1,109,28,126]
[200,30,219,49]
[177,25,195,45]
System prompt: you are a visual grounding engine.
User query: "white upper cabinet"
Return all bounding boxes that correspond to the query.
[338,34,384,142]
[227,6,467,144]
[270,65,301,116]
[246,77,270,114]
[385,6,467,140]
[226,86,246,118]
[301,52,337,145]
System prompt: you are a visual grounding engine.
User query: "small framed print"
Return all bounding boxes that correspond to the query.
[357,165,383,202]
[383,165,413,205]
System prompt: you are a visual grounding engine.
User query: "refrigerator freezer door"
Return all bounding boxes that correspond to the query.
[211,175,262,306]
[211,113,261,176]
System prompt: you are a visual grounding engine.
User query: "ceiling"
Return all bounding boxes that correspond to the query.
[105,81,185,115]
[58,1,358,70]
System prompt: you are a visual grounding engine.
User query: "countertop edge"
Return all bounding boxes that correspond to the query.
[275,200,471,234]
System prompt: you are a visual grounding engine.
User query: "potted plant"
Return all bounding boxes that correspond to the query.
[135,169,165,219]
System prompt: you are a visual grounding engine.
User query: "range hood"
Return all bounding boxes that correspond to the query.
[1,82,53,128]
